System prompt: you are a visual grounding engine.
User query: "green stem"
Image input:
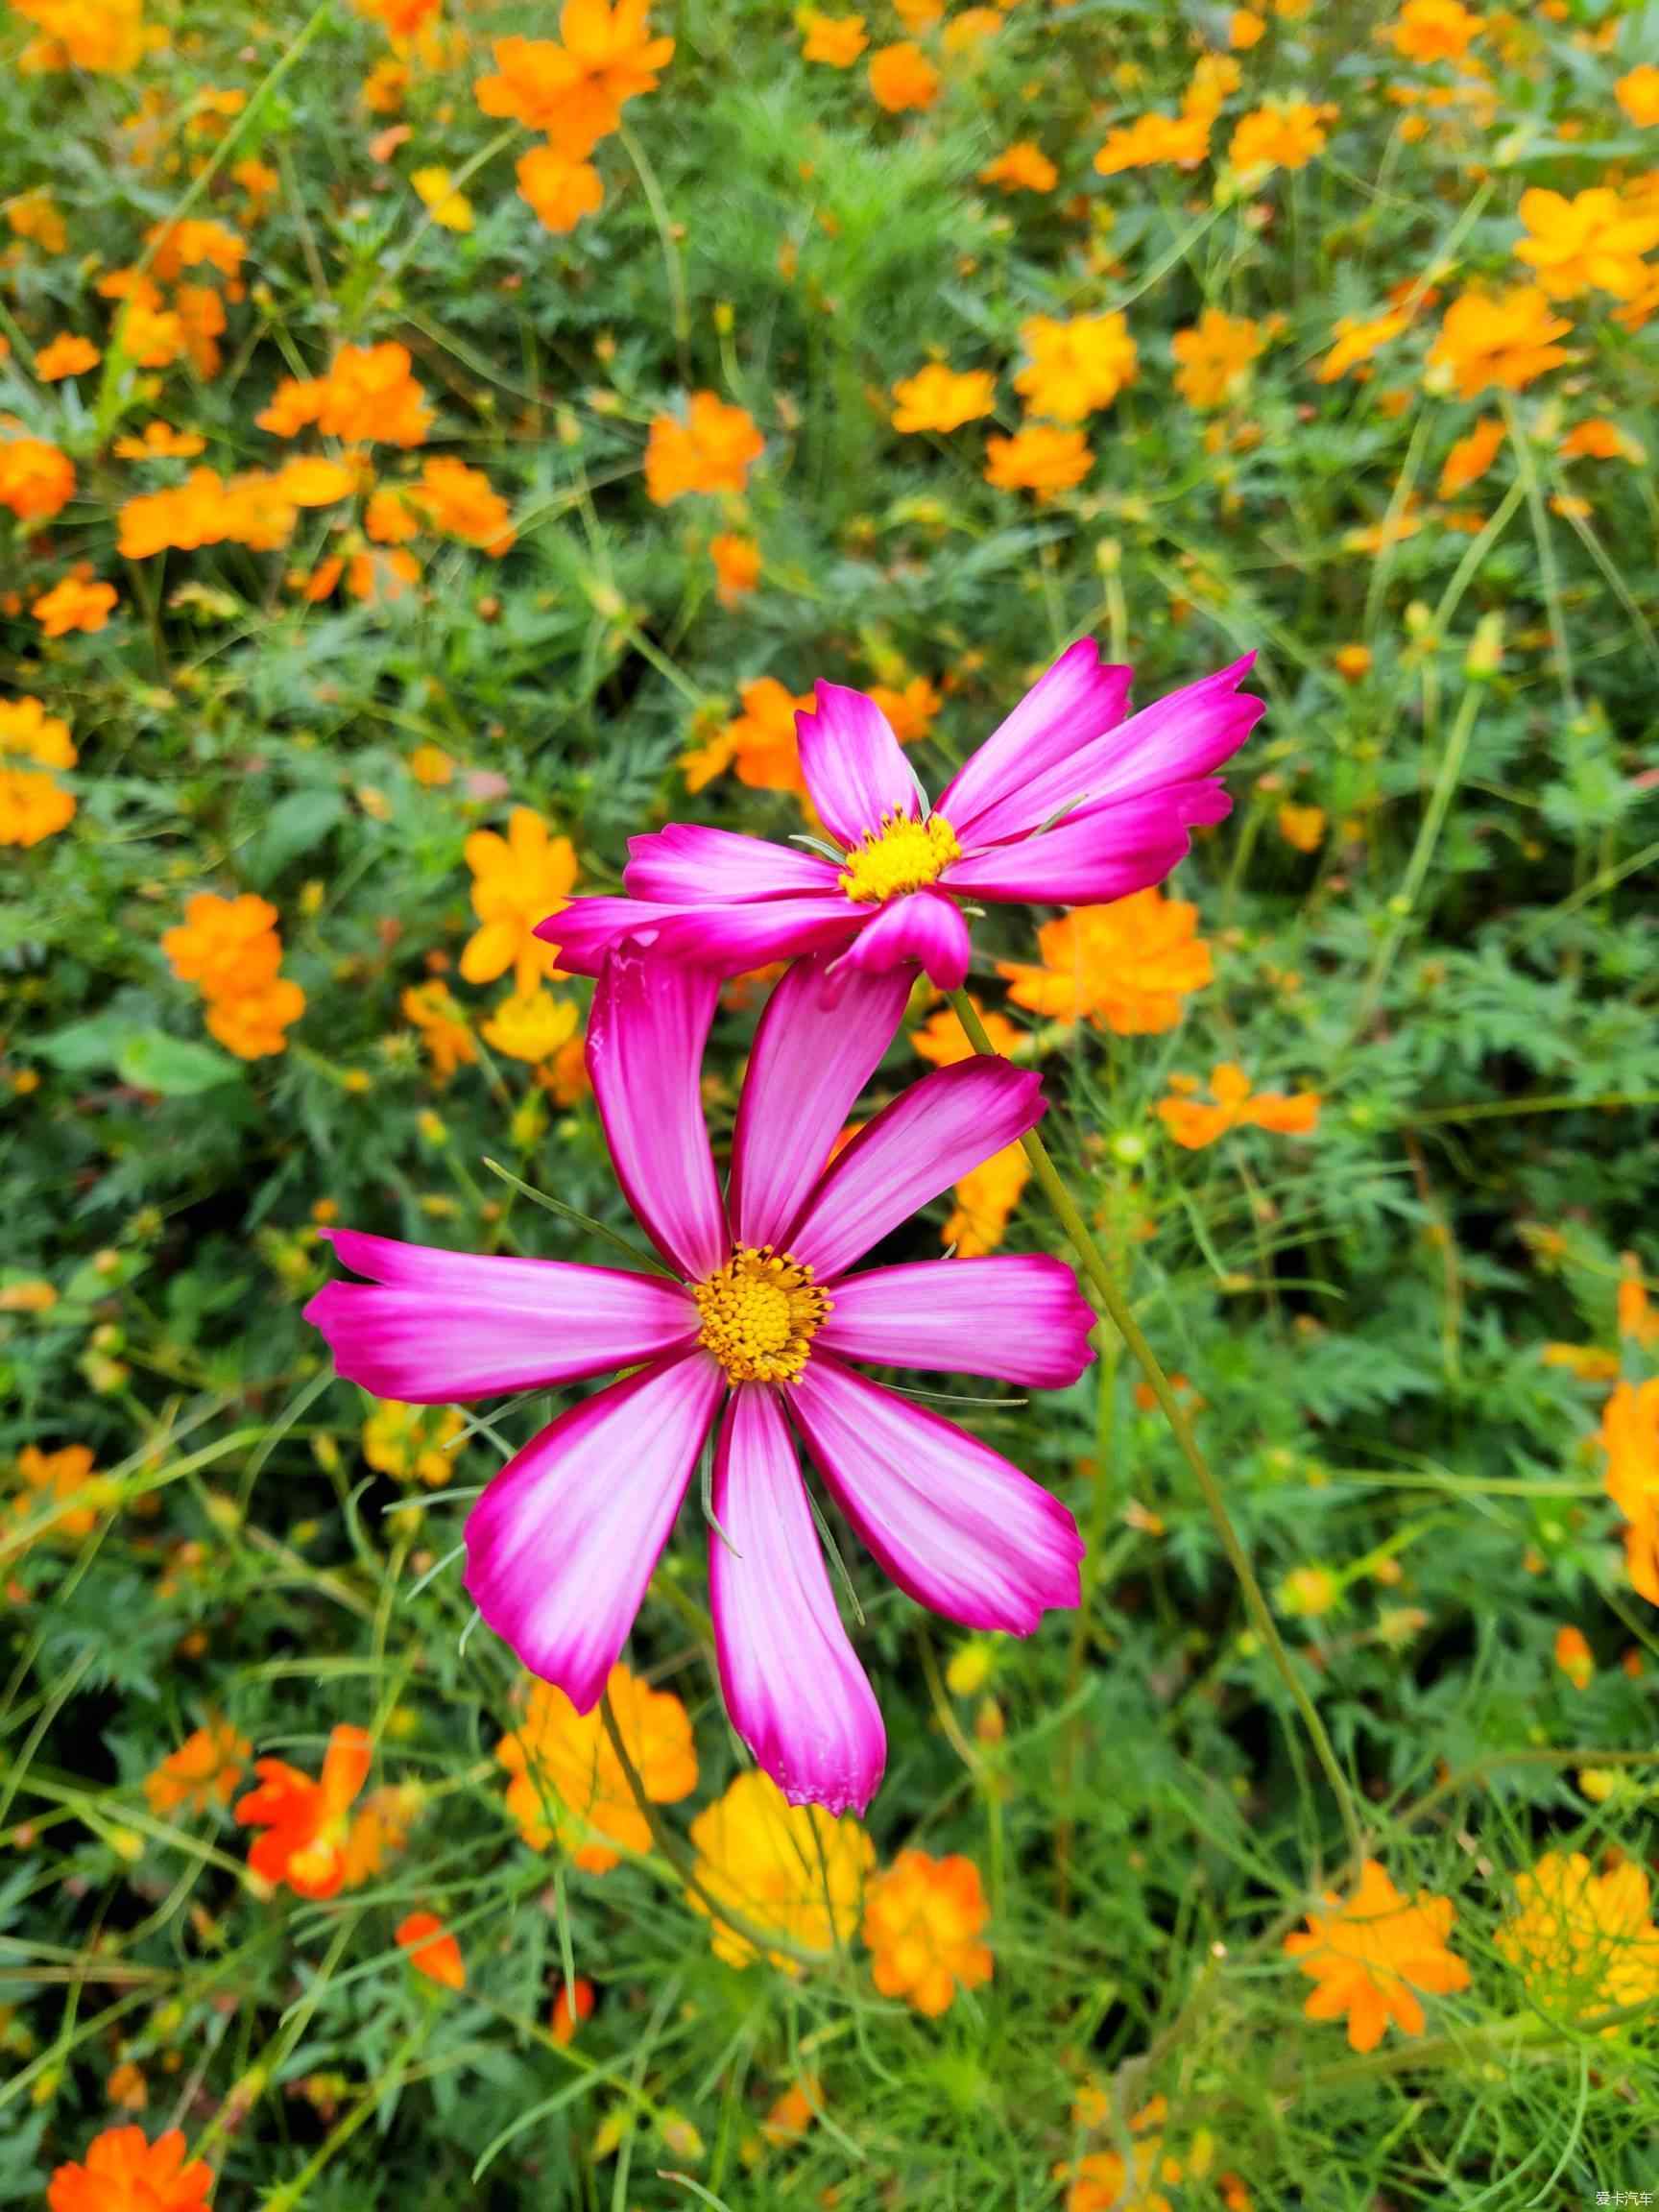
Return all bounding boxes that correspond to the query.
[947,989,1366,1864]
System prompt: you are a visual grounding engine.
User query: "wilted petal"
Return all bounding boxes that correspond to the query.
[709,1387,885,1815]
[790,1356,1083,1632]
[305,1228,698,1401]
[729,953,912,1250]
[936,637,1132,844]
[797,683,926,848]
[829,890,971,992]
[817,1254,1095,1387]
[587,950,727,1279]
[464,1351,725,1709]
[788,1058,1046,1280]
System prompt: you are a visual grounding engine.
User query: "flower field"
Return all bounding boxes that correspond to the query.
[5,0,1659,2203]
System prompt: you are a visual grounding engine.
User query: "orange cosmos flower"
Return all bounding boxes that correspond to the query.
[868,40,940,112]
[46,2127,213,2212]
[1599,1378,1659,1605]
[145,1719,252,1816]
[145,217,245,286]
[682,677,815,795]
[0,694,76,770]
[1057,2100,1187,2212]
[258,342,432,446]
[1382,0,1482,62]
[476,3,673,153]
[1094,110,1211,176]
[1496,1851,1659,2021]
[985,424,1093,495]
[550,1975,596,2042]
[911,995,1022,1069]
[1426,285,1572,397]
[1616,64,1659,127]
[162,893,283,997]
[412,165,473,232]
[397,1911,467,1989]
[862,1849,993,2016]
[1284,1860,1470,2051]
[234,1723,374,1899]
[12,0,149,74]
[687,1771,872,1971]
[644,391,764,503]
[35,332,100,381]
[0,769,75,847]
[1228,100,1334,177]
[516,147,604,232]
[1513,186,1659,301]
[461,807,579,991]
[944,1140,1029,1256]
[495,1662,696,1871]
[412,457,515,551]
[1157,1062,1320,1148]
[6,186,67,252]
[800,9,867,65]
[891,363,997,434]
[0,426,75,522]
[709,531,760,603]
[1437,415,1503,495]
[1333,643,1372,680]
[10,1443,110,1542]
[979,140,1057,193]
[402,981,478,1084]
[1015,312,1136,420]
[353,0,442,34]
[1559,416,1645,464]
[1172,309,1264,409]
[1230,7,1265,46]
[1183,53,1240,125]
[867,673,940,743]
[1553,1624,1594,1690]
[31,573,116,637]
[1276,802,1326,853]
[998,890,1212,1034]
[112,421,205,460]
[1316,308,1410,383]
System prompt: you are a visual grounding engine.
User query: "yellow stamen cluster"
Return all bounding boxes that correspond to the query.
[693,1246,830,1383]
[839,810,961,905]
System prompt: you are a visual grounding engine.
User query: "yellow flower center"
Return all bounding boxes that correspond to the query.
[693,1246,830,1384]
[839,810,961,904]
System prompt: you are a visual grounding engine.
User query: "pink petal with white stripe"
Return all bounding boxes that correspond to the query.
[789,1357,1083,1633]
[304,1229,696,1402]
[623,822,842,904]
[827,889,971,993]
[586,950,727,1280]
[709,1387,885,1815]
[728,953,911,1251]
[944,781,1232,905]
[463,1351,725,1710]
[796,683,926,848]
[937,637,1132,844]
[787,1058,1046,1281]
[817,1255,1095,1387]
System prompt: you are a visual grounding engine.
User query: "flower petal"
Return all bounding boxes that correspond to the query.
[587,949,727,1279]
[304,1228,698,1401]
[463,1351,725,1709]
[827,890,971,992]
[709,1387,885,1815]
[729,952,912,1251]
[788,1058,1046,1280]
[623,821,842,903]
[935,637,1132,844]
[943,781,1232,905]
[796,682,926,848]
[541,892,860,980]
[950,654,1261,850]
[789,1357,1083,1632]
[817,1254,1095,1386]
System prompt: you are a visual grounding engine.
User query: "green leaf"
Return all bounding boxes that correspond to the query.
[115,1029,242,1095]
[32,1012,139,1073]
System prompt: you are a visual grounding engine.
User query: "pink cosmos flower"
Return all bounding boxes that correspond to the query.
[538,641,1263,990]
[304,950,1093,1814]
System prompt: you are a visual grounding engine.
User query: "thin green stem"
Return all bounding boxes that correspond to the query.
[947,989,1366,1864]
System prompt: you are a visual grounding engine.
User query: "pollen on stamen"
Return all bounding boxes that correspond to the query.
[839,810,962,905]
[693,1245,831,1384]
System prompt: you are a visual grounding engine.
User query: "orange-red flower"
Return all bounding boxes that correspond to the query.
[258,342,432,446]
[1015,311,1136,421]
[9,1443,110,1543]
[984,424,1092,495]
[1285,1860,1470,2051]
[862,1849,993,2016]
[1600,1378,1659,1605]
[412,456,515,551]
[1094,110,1210,177]
[1496,1851,1659,2020]
[46,2127,213,2212]
[709,531,760,603]
[475,3,673,155]
[145,1719,251,1816]
[235,1723,373,1899]
[0,425,75,522]
[1437,415,1503,495]
[1316,308,1410,384]
[645,392,763,503]
[1382,0,1482,63]
[1616,64,1659,128]
[33,573,118,637]
[1158,1063,1320,1148]
[800,9,867,65]
[495,1661,696,1871]
[1172,310,1263,409]
[944,1140,1029,1256]
[36,332,100,381]
[979,140,1057,193]
[998,891,1212,1034]
[1426,286,1572,398]
[550,1974,596,2043]
[1229,100,1334,177]
[397,1910,467,1988]
[516,147,604,233]
[162,892,283,998]
[868,40,939,112]
[911,995,1022,1069]
[682,677,815,795]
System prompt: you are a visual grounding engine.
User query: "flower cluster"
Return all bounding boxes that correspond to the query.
[162,893,305,1060]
